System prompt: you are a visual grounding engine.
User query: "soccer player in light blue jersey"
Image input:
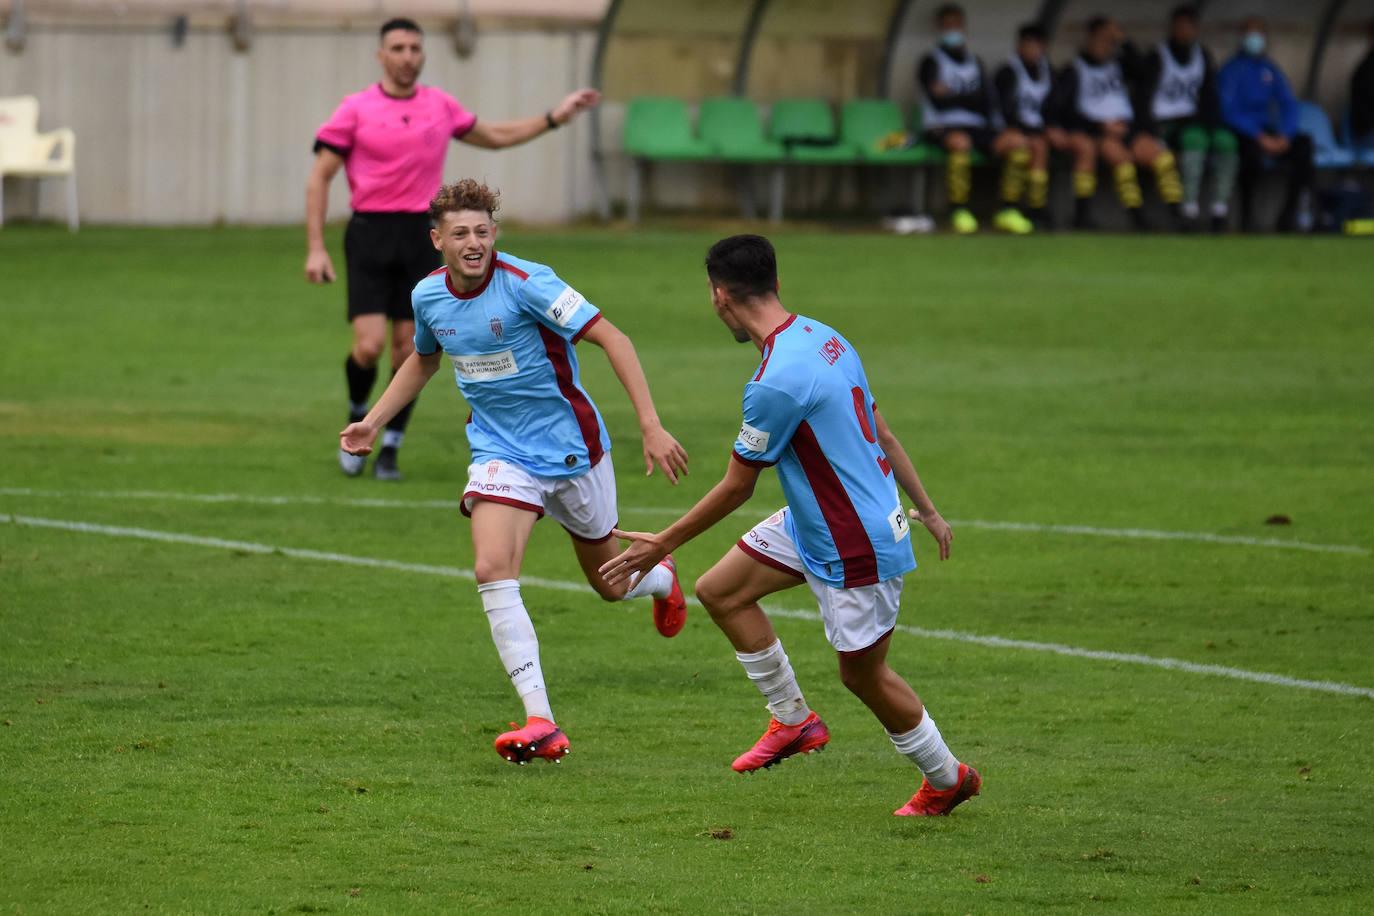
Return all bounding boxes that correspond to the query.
[341,179,689,765]
[602,235,979,817]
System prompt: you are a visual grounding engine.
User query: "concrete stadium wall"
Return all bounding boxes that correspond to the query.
[0,23,599,225]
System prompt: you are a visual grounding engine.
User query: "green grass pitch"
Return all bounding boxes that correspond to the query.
[1,222,1371,913]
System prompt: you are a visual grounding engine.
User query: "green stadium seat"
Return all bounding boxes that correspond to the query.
[767,99,859,163]
[697,98,784,162]
[697,97,785,222]
[622,96,717,223]
[622,96,717,160]
[839,98,931,165]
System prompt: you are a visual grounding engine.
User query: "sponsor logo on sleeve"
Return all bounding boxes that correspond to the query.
[546,286,585,327]
[888,505,911,543]
[737,421,770,454]
[448,349,519,381]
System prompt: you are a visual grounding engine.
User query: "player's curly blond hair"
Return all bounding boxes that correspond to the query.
[429,179,500,223]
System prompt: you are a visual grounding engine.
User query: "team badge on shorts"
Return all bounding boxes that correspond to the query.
[487,460,501,482]
[490,316,504,341]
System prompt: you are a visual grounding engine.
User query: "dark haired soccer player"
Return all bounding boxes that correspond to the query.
[1046,15,1183,229]
[993,23,1057,226]
[341,180,688,764]
[601,235,979,817]
[1134,4,1237,231]
[307,17,600,480]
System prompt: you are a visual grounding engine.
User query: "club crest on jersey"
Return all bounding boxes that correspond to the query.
[490,316,504,341]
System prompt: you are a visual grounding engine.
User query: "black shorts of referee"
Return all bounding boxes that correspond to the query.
[343,211,439,322]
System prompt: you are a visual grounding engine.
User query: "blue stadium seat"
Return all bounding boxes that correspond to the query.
[1337,109,1374,168]
[1297,101,1355,169]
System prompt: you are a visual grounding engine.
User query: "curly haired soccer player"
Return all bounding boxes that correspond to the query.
[340,179,689,764]
[601,234,979,817]
[307,17,600,481]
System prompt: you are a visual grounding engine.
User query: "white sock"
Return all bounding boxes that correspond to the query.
[623,562,672,600]
[735,640,810,726]
[888,712,960,789]
[349,400,368,417]
[381,429,404,449]
[478,579,553,722]
[1210,200,1229,218]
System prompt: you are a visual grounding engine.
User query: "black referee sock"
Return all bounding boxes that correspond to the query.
[345,354,378,408]
[385,369,417,437]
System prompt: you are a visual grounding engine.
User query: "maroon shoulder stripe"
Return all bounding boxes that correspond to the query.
[495,259,529,281]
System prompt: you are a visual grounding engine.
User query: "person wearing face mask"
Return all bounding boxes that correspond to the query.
[918,4,1034,234]
[1217,16,1315,231]
[1045,15,1184,230]
[1134,4,1238,232]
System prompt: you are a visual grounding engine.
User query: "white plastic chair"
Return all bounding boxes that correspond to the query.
[0,95,78,231]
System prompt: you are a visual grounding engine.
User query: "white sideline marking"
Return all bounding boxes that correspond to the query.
[4,512,1371,701]
[0,487,1366,555]
[951,518,1368,556]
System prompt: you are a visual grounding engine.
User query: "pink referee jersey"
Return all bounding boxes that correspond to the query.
[315,83,477,213]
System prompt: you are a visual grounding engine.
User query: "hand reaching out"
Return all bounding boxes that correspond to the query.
[598,528,670,587]
[340,421,379,456]
[551,88,602,126]
[642,425,689,484]
[908,508,953,560]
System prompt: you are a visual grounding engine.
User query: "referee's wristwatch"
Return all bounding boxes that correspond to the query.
[545,111,559,130]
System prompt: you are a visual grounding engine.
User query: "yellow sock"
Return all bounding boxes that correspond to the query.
[1113,161,1142,209]
[1152,150,1182,204]
[1027,168,1049,209]
[948,151,972,206]
[1000,147,1030,204]
[1073,170,1096,199]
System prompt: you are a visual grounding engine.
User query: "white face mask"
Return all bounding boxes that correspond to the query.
[940,30,965,49]
[1242,31,1266,55]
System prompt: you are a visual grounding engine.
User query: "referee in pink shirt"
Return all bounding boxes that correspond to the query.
[305,17,600,481]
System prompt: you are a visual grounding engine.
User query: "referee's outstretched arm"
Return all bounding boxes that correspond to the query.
[461,88,601,148]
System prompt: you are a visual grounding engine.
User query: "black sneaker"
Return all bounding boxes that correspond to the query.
[373,446,402,481]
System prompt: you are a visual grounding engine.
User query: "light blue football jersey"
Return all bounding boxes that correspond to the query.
[732,314,916,587]
[412,252,611,479]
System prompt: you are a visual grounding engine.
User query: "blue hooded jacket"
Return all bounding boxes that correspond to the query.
[1218,51,1299,138]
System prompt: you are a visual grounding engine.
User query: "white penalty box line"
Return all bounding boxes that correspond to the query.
[4,512,1372,701]
[0,487,1367,556]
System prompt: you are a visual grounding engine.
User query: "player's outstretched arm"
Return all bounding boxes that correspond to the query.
[340,350,443,455]
[601,456,759,587]
[578,317,689,484]
[874,407,952,560]
[461,88,601,149]
[304,148,345,283]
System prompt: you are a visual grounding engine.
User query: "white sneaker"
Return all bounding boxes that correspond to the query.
[338,447,366,477]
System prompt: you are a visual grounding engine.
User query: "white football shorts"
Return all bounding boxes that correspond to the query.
[462,456,618,543]
[737,506,905,656]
